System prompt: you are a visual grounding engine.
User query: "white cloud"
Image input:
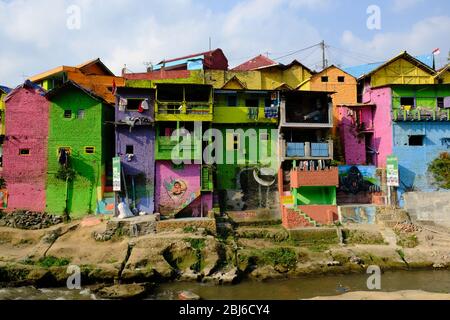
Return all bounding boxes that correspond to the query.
[340,15,450,67]
[392,0,424,12]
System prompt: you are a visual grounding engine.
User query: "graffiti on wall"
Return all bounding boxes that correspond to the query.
[163,177,199,216]
[0,189,8,208]
[337,166,382,205]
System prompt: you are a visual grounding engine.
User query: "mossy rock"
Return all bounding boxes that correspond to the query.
[342,229,386,245]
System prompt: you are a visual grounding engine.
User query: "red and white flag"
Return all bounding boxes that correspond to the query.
[432,48,441,56]
[111,79,117,95]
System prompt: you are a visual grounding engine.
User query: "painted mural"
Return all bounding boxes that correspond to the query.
[339,206,377,224]
[337,165,382,205]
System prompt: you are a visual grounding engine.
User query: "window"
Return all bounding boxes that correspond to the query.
[338,76,345,83]
[126,99,143,111]
[400,97,415,108]
[77,109,85,119]
[19,148,30,156]
[64,110,72,118]
[437,97,444,109]
[58,147,72,155]
[227,95,237,107]
[245,99,259,108]
[84,147,95,154]
[126,145,134,155]
[321,76,329,83]
[408,135,424,146]
[264,98,272,108]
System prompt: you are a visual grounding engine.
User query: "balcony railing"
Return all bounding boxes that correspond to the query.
[280,101,333,128]
[282,140,333,160]
[393,108,450,121]
[155,100,213,121]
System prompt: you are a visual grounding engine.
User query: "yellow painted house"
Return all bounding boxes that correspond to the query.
[435,64,450,84]
[361,51,436,87]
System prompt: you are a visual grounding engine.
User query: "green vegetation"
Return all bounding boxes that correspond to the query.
[428,152,450,189]
[396,233,419,248]
[183,226,197,233]
[342,229,386,245]
[36,256,71,268]
[250,247,298,269]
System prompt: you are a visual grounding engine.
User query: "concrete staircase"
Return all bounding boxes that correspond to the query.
[286,205,320,227]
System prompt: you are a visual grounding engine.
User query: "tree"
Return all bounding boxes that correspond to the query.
[428,152,450,189]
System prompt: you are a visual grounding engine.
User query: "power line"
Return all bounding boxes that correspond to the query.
[273,42,323,61]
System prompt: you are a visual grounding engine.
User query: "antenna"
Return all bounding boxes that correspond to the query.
[321,40,328,70]
[209,37,212,51]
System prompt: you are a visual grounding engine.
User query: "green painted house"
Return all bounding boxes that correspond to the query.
[45,81,114,217]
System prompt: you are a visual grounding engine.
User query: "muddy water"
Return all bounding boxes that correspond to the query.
[150,270,450,300]
[1,270,449,300]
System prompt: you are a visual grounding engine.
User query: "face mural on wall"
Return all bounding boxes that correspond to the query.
[165,178,188,202]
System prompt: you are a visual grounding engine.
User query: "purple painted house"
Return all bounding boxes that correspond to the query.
[114,87,155,214]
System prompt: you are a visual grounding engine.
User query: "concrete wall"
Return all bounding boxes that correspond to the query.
[3,87,49,211]
[393,122,450,192]
[362,85,393,167]
[404,192,450,227]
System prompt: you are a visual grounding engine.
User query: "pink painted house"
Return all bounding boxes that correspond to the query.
[155,161,212,218]
[337,84,393,167]
[3,81,48,212]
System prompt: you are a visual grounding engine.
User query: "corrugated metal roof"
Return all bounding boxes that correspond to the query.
[232,54,279,71]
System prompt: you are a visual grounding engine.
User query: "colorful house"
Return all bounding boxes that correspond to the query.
[3,81,48,212]
[45,81,114,217]
[152,49,228,71]
[347,52,449,203]
[153,82,214,218]
[114,85,155,214]
[278,90,339,228]
[29,58,124,104]
[309,65,357,163]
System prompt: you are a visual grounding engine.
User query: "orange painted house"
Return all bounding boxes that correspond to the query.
[29,58,124,104]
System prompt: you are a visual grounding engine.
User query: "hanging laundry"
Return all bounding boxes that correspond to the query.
[138,103,144,113]
[141,99,149,110]
[118,97,128,112]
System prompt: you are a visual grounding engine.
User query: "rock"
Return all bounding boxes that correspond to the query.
[221,268,239,284]
[433,263,445,269]
[180,269,200,282]
[96,283,150,300]
[327,261,342,267]
[179,291,201,301]
[350,256,363,265]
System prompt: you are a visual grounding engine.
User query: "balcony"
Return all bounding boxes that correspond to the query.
[280,92,334,128]
[155,136,202,161]
[155,101,213,122]
[393,108,450,122]
[213,106,278,124]
[281,140,334,160]
[290,167,339,188]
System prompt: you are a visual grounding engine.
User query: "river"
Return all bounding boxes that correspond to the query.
[1,270,449,300]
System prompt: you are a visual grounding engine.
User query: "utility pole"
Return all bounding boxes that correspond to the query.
[321,40,328,70]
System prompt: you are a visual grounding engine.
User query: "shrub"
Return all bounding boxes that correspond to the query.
[428,152,450,189]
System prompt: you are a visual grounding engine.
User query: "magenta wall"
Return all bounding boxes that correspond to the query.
[337,106,367,165]
[155,161,212,217]
[3,87,49,211]
[362,85,393,167]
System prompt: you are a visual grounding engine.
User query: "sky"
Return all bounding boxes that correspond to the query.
[0,0,449,87]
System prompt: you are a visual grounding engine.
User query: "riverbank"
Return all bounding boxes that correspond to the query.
[0,216,449,291]
[309,290,450,300]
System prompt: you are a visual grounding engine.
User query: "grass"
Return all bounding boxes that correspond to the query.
[250,247,298,269]
[36,256,71,268]
[396,233,419,248]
